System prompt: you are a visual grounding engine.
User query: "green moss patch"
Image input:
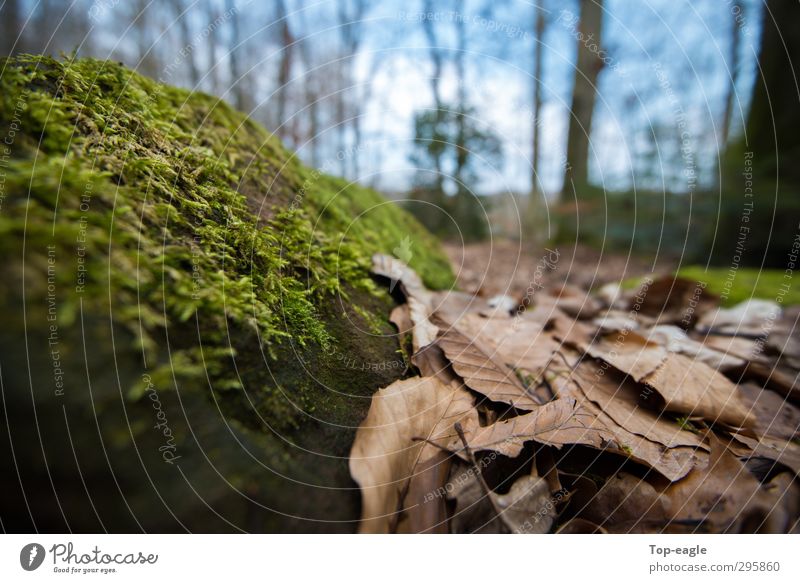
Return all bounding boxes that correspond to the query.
[0,55,454,531]
[0,55,452,403]
[677,266,799,306]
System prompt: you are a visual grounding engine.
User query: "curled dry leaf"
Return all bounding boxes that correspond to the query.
[437,325,540,410]
[737,382,800,441]
[698,298,782,336]
[579,473,672,532]
[731,433,800,477]
[349,376,477,533]
[647,325,746,371]
[631,276,717,326]
[446,397,617,459]
[662,435,783,532]
[555,361,708,481]
[551,372,704,482]
[701,334,761,363]
[448,468,554,534]
[583,330,668,382]
[643,353,756,427]
[372,254,438,352]
[435,307,563,380]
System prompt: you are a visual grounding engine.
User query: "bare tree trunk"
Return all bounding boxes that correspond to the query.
[177,0,200,88]
[133,0,161,79]
[0,0,21,56]
[206,0,221,93]
[531,3,546,195]
[226,0,247,112]
[454,8,467,194]
[275,0,294,143]
[335,0,367,178]
[422,0,445,193]
[563,0,604,193]
[296,3,320,167]
[721,0,742,148]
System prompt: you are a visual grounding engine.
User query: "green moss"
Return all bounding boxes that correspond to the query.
[675,416,702,434]
[677,266,799,307]
[0,55,453,426]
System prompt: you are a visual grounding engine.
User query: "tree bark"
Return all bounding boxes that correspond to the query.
[531,2,546,195]
[721,1,742,148]
[226,0,247,112]
[563,0,604,194]
[0,0,21,56]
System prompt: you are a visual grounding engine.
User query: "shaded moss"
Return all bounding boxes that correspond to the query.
[0,55,453,531]
[0,54,453,418]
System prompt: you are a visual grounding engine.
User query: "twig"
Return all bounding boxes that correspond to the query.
[454,422,505,520]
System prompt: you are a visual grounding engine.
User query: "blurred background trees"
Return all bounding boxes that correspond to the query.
[1,0,795,266]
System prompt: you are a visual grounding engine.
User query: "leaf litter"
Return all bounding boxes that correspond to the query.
[350,259,800,533]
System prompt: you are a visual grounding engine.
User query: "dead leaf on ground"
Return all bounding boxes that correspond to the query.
[643,353,756,427]
[579,473,671,532]
[662,435,781,532]
[731,433,800,477]
[446,397,617,459]
[698,298,781,336]
[583,330,669,382]
[349,376,477,533]
[647,325,747,371]
[437,325,540,410]
[737,382,800,441]
[441,311,564,383]
[632,276,717,326]
[559,361,708,481]
[372,254,438,351]
[550,370,705,481]
[448,467,555,534]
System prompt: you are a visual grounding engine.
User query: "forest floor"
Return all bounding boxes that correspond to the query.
[443,240,673,299]
[348,240,800,534]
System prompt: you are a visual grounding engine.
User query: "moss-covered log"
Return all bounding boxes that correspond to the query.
[0,56,453,532]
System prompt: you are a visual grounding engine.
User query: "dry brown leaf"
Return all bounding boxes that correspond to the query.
[647,325,747,371]
[632,276,717,325]
[436,310,562,381]
[437,325,540,410]
[576,390,703,481]
[737,382,800,441]
[739,361,800,404]
[372,254,438,352]
[643,353,756,427]
[446,397,617,459]
[543,284,602,320]
[698,299,781,336]
[430,290,499,324]
[663,435,781,532]
[701,334,761,363]
[349,376,477,533]
[760,473,800,533]
[389,304,412,342]
[448,469,554,534]
[584,330,669,382]
[768,311,800,369]
[580,473,671,531]
[731,433,800,476]
[548,361,707,481]
[372,253,426,297]
[569,362,707,450]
